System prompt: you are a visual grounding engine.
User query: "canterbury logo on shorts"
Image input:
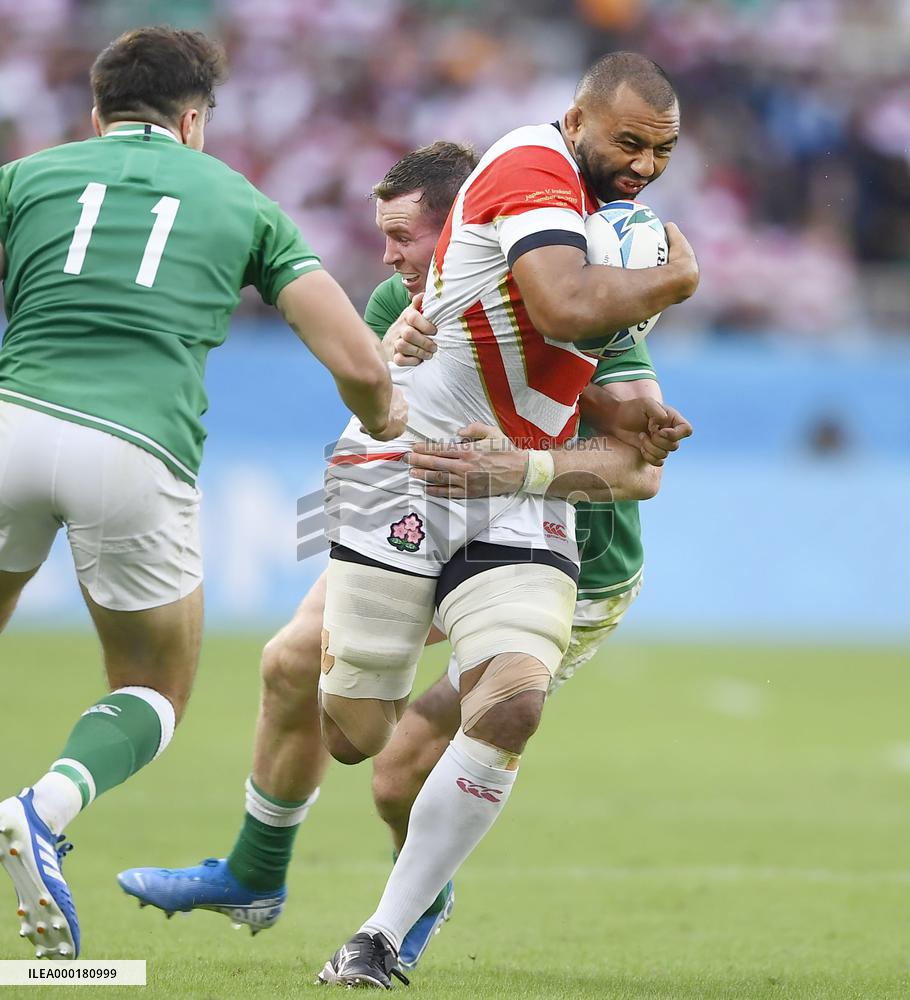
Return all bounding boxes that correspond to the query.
[543,520,567,539]
[456,777,503,803]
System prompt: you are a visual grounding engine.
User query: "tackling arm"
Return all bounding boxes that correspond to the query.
[277,270,404,440]
[408,379,692,503]
[550,379,667,502]
[408,426,656,502]
[408,378,691,502]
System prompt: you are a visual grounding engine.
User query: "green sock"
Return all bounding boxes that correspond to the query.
[51,686,174,808]
[226,778,316,893]
[424,884,450,916]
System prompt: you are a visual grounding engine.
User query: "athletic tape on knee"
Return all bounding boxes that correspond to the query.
[115,685,176,760]
[453,728,521,771]
[321,691,402,758]
[460,652,551,733]
[319,559,436,701]
[439,563,576,676]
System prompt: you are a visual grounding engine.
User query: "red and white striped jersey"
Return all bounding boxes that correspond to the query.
[394,122,599,448]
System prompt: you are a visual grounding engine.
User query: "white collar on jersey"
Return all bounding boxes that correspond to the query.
[103,122,181,143]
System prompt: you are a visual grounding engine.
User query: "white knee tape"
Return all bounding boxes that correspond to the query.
[439,563,576,677]
[319,559,437,701]
[453,729,521,770]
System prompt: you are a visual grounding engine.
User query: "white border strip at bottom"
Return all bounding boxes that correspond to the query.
[0,961,146,986]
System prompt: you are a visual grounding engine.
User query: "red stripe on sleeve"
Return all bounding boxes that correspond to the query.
[461,146,584,226]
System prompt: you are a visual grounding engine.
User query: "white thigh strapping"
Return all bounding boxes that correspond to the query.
[439,562,577,676]
[443,578,643,694]
[319,557,437,701]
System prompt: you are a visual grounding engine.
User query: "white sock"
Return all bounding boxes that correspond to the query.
[361,730,519,951]
[244,776,319,826]
[30,772,83,835]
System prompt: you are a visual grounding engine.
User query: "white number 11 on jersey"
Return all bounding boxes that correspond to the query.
[63,182,181,288]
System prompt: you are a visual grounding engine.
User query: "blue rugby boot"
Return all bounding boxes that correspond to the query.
[0,789,79,959]
[117,858,285,934]
[398,880,454,970]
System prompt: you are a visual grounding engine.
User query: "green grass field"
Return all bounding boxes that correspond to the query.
[0,631,908,999]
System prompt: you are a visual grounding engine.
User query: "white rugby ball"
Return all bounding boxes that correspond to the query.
[577,200,668,358]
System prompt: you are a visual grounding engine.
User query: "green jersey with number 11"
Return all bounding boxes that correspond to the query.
[0,123,321,483]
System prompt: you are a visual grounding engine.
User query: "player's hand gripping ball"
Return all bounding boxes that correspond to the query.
[577,200,668,358]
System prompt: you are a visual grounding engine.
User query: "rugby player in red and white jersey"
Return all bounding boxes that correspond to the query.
[318,52,698,988]
[118,135,688,960]
[316,51,698,987]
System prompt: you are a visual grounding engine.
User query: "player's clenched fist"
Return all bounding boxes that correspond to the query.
[638,402,692,466]
[612,396,693,467]
[388,292,438,366]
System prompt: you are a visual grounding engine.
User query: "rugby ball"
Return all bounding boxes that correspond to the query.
[576,200,668,358]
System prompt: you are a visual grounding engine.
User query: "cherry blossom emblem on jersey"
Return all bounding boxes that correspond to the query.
[387,513,426,553]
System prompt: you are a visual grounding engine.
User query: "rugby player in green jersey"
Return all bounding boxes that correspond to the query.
[119,141,691,974]
[0,27,402,960]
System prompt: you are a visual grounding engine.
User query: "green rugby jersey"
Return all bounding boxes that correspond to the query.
[0,123,321,484]
[575,339,656,601]
[362,273,655,600]
[364,273,409,337]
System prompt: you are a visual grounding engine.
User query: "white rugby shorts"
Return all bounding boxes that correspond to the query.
[0,402,202,611]
[325,416,578,575]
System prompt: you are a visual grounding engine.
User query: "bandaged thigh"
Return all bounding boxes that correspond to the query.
[439,563,576,676]
[318,558,436,756]
[439,563,576,731]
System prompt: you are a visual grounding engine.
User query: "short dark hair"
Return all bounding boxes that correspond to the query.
[91,26,227,129]
[576,51,677,113]
[372,141,479,223]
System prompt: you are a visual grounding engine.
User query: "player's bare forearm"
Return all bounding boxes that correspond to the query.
[512,224,698,342]
[548,437,660,502]
[277,270,394,434]
[409,425,660,501]
[336,372,395,438]
[409,432,526,497]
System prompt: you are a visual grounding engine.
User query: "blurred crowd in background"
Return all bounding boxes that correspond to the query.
[1,0,908,339]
